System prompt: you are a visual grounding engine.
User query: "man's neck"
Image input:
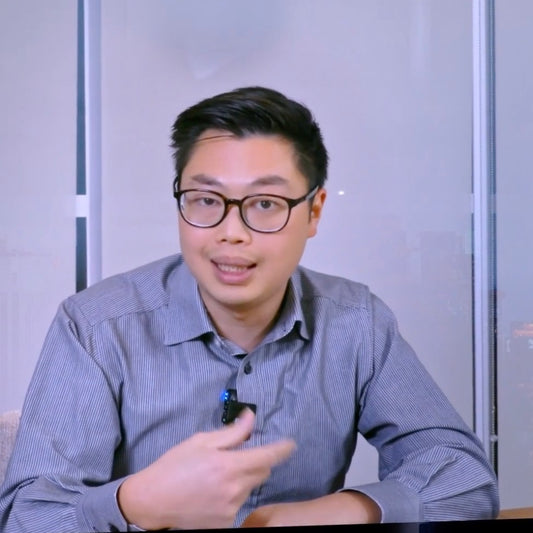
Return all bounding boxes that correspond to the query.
[202,295,286,354]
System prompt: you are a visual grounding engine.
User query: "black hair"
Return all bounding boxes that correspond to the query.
[170,86,328,191]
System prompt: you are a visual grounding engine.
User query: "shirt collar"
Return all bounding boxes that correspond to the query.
[163,261,311,346]
[263,272,311,343]
[163,261,214,345]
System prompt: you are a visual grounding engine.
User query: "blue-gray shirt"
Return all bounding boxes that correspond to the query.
[0,254,499,532]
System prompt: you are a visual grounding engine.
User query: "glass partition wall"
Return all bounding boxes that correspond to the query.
[98,0,475,486]
[1,0,531,511]
[0,0,77,411]
[494,0,533,509]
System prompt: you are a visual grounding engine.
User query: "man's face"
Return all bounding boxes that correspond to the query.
[178,130,326,320]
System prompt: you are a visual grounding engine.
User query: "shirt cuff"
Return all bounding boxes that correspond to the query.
[75,477,129,532]
[127,524,147,532]
[341,479,424,523]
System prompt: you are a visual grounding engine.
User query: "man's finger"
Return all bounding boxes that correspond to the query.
[209,407,257,450]
[207,408,296,470]
[239,438,297,471]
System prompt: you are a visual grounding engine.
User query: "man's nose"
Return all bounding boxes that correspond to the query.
[216,203,251,242]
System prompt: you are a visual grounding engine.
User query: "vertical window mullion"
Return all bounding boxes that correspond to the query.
[472,0,498,472]
[76,0,102,291]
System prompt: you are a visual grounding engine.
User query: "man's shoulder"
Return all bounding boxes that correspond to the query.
[295,264,372,309]
[64,254,185,325]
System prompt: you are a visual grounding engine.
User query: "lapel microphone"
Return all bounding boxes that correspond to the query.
[220,388,257,424]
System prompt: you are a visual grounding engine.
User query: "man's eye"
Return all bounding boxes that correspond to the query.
[188,194,221,207]
[250,197,284,211]
[199,197,216,206]
[259,199,274,210]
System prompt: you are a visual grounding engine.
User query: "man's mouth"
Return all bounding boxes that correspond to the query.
[216,263,250,273]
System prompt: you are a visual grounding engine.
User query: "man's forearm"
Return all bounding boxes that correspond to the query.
[240,491,382,527]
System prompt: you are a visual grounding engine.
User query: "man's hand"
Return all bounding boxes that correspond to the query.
[117,408,295,530]
[240,491,382,527]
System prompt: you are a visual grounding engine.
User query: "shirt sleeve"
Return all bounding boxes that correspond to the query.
[342,294,500,523]
[0,299,131,533]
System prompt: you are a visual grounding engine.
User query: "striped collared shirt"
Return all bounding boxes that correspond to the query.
[0,254,499,532]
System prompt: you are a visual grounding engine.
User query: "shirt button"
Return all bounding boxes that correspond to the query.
[244,361,253,374]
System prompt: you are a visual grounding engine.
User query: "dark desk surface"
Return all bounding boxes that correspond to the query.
[161,518,533,532]
[419,518,533,532]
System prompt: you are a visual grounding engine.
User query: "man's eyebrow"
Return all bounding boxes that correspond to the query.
[187,174,220,187]
[187,174,290,188]
[250,175,289,187]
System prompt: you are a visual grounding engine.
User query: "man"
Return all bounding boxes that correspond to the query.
[0,86,499,531]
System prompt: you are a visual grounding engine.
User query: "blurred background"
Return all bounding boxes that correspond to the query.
[0,0,531,510]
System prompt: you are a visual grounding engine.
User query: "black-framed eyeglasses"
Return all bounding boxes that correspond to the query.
[173,186,319,233]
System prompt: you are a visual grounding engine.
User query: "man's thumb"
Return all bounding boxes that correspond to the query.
[212,406,256,449]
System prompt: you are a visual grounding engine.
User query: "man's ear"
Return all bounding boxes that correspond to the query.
[308,187,327,237]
